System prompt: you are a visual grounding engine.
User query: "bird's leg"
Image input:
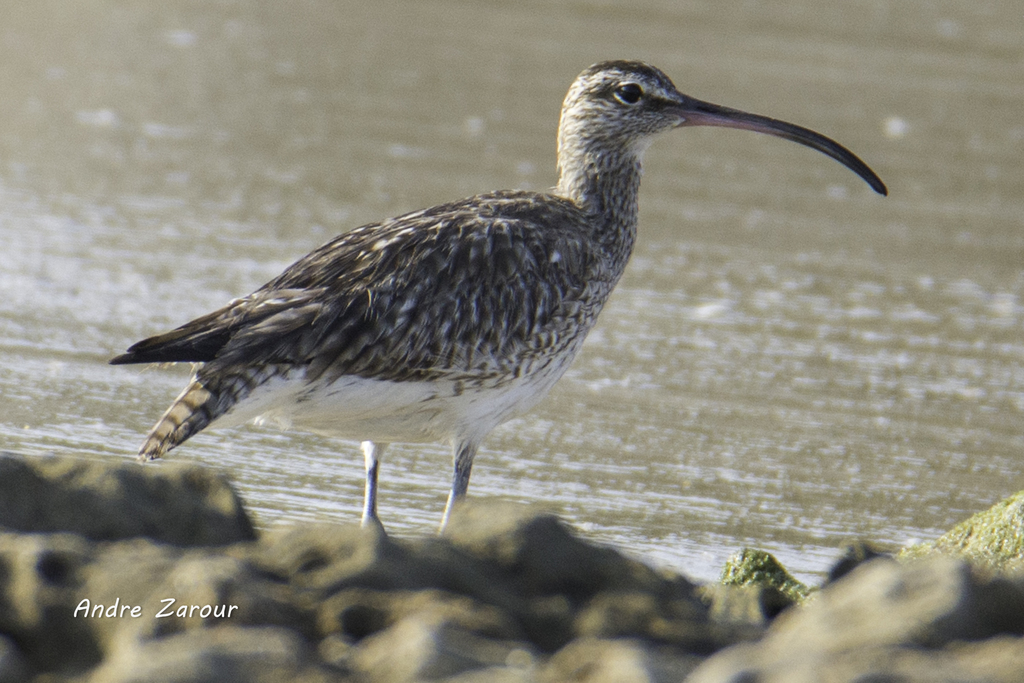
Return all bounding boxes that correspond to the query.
[361,441,387,528]
[439,440,477,532]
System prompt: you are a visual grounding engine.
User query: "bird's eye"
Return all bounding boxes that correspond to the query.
[613,83,643,105]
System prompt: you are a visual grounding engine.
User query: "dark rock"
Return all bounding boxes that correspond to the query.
[0,531,101,675]
[826,541,889,585]
[397,535,546,616]
[135,553,315,642]
[688,555,1024,683]
[318,588,524,645]
[250,523,398,593]
[539,637,704,683]
[7,453,1024,683]
[249,522,503,600]
[572,589,737,654]
[437,665,534,683]
[0,633,30,683]
[0,453,255,546]
[444,501,683,603]
[772,556,1024,649]
[87,625,346,683]
[443,501,740,653]
[349,614,533,683]
[76,538,183,654]
[255,503,746,658]
[74,539,317,662]
[697,583,782,629]
[250,517,564,657]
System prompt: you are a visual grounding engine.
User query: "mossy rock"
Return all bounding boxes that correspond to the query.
[899,490,1024,572]
[720,548,810,603]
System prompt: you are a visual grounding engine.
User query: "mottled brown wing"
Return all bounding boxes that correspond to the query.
[112,191,603,384]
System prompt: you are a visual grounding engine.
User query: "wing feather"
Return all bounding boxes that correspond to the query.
[112,190,605,384]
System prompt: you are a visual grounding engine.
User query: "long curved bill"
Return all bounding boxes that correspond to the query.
[671,96,888,196]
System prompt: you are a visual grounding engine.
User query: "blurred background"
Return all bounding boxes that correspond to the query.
[0,0,1021,582]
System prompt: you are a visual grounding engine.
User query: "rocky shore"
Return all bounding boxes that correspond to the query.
[0,452,1022,682]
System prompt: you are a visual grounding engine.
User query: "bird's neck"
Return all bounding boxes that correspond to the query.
[555,142,643,269]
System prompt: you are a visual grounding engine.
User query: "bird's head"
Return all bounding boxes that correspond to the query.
[558,60,887,196]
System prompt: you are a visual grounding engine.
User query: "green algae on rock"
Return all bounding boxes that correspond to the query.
[899,490,1024,572]
[720,548,810,603]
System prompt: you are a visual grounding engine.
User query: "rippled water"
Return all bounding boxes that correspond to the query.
[1,1,1021,582]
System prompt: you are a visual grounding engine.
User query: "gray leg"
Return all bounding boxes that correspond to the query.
[439,439,477,532]
[361,441,387,528]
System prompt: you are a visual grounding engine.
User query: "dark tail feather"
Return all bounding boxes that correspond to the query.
[111,324,231,365]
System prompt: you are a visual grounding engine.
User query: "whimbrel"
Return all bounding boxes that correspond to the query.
[111,61,886,530]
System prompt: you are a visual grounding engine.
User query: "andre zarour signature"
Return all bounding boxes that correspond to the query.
[74,598,238,619]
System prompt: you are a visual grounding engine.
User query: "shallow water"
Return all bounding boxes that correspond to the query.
[1,1,1022,582]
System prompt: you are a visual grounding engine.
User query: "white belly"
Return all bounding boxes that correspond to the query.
[209,358,572,446]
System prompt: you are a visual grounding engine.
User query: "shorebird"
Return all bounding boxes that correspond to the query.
[112,61,886,530]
